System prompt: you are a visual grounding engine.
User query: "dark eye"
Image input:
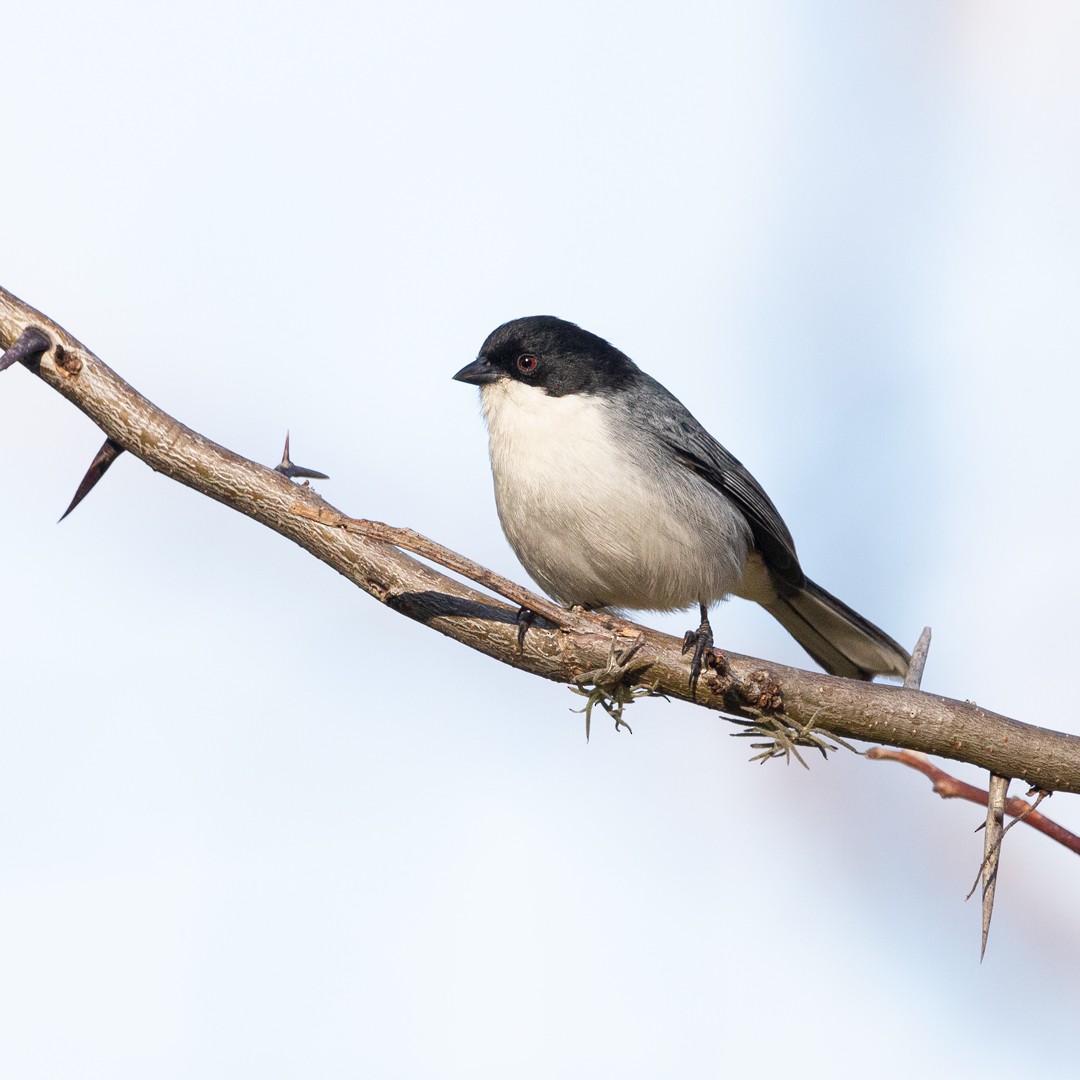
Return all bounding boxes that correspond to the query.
[516,353,538,375]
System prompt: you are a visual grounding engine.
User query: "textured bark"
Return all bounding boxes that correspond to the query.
[4,284,1080,794]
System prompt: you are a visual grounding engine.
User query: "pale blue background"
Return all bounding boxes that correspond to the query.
[3,2,1079,1076]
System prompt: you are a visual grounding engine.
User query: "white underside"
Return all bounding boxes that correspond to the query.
[479,379,752,611]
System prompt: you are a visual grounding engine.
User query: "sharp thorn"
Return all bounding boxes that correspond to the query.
[59,438,125,521]
[275,431,329,480]
[979,774,1009,960]
[1,326,51,372]
[904,627,932,689]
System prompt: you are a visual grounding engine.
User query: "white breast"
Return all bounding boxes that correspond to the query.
[479,379,750,612]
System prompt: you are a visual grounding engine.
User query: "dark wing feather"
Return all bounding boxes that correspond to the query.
[630,377,805,590]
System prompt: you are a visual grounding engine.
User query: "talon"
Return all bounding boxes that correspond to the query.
[681,603,714,699]
[516,607,536,651]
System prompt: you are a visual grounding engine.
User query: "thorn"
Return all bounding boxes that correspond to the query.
[979,774,1010,961]
[0,326,51,372]
[60,438,125,521]
[904,627,932,690]
[275,431,329,480]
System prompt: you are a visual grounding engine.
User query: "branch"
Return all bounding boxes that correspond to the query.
[866,748,1080,853]
[4,284,1080,793]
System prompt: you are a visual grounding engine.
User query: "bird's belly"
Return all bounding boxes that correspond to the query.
[491,441,750,612]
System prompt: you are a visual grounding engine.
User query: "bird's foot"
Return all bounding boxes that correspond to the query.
[515,607,536,652]
[681,606,714,699]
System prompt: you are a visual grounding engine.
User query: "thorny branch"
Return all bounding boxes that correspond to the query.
[3,286,1080,811]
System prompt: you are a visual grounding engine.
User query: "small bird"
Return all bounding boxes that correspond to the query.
[453,316,909,689]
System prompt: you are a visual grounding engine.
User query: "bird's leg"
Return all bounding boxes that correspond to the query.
[681,603,714,698]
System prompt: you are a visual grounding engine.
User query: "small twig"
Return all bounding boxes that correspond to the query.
[1001,789,1049,837]
[291,504,582,633]
[867,748,1080,854]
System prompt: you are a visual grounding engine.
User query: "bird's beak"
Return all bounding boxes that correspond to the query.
[452,356,500,385]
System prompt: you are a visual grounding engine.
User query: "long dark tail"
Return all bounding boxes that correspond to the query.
[763,578,909,680]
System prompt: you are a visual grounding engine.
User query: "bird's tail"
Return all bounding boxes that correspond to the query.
[763,578,909,681]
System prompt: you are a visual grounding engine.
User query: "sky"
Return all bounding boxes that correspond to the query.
[2,2,1080,1077]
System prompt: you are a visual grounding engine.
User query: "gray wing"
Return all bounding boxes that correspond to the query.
[629,376,805,590]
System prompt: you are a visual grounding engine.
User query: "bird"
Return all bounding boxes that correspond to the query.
[453,315,909,691]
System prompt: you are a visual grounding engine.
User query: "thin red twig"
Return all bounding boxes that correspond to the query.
[866,747,1080,855]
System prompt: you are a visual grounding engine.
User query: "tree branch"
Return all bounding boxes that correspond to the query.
[4,284,1080,794]
[866,748,1080,853]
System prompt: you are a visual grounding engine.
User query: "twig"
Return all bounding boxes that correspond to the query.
[866,748,1080,854]
[289,505,578,632]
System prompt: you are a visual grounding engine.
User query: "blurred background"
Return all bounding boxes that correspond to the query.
[2,2,1079,1076]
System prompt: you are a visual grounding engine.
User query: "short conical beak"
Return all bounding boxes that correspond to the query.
[452,356,500,385]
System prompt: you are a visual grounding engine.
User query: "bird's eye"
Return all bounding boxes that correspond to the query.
[516,353,538,375]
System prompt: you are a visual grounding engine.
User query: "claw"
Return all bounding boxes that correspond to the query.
[515,607,536,652]
[681,602,714,699]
